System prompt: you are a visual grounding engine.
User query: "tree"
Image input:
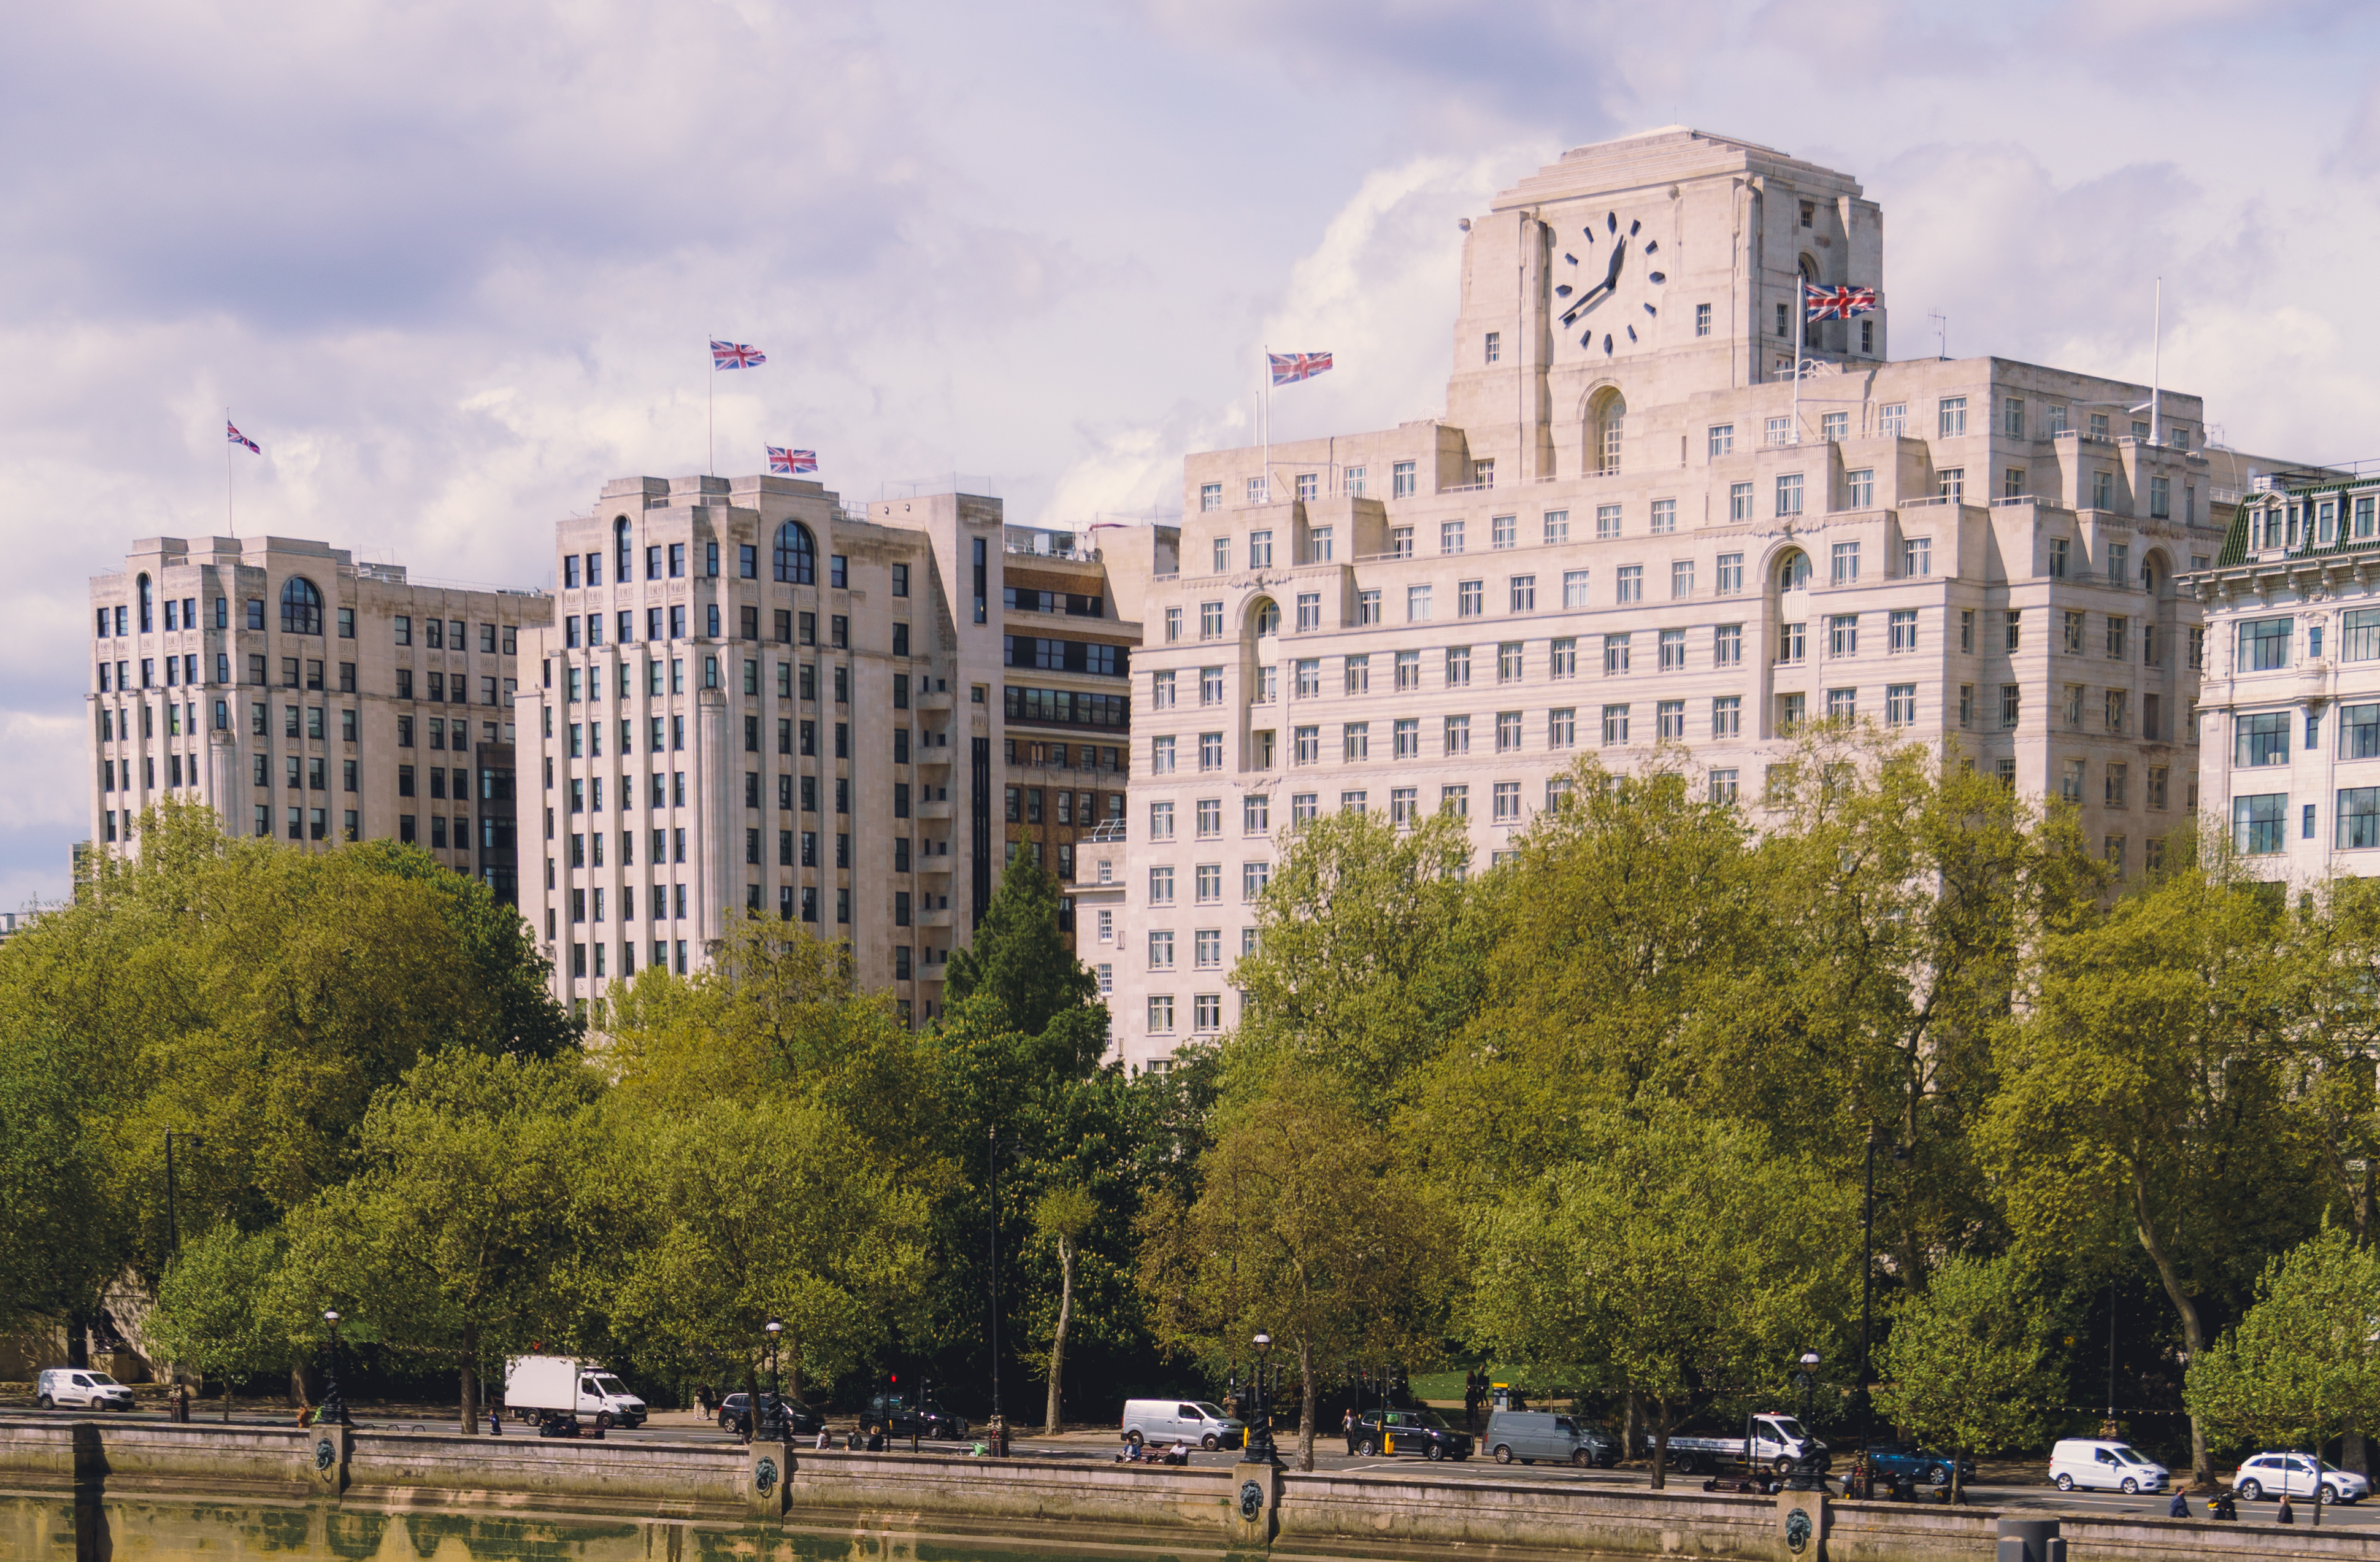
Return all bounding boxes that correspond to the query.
[946,850,1102,1064]
[1230,809,1481,1125]
[0,1025,119,1338]
[1871,1255,2063,1502]
[1033,1183,1098,1434]
[2187,1225,2380,1525]
[144,1225,293,1420]
[1463,1104,1853,1487]
[605,1098,935,1406]
[1983,853,2309,1488]
[275,1050,604,1431]
[1137,1074,1457,1470]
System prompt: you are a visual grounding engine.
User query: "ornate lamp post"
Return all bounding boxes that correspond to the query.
[1789,1350,1824,1491]
[318,1310,351,1427]
[760,1320,784,1439]
[1243,1333,1281,1466]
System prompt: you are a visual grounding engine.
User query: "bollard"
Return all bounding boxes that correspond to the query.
[1995,1516,2060,1562]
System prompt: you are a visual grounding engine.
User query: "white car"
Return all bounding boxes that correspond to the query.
[2234,1452,2369,1506]
[2049,1437,2168,1493]
[36,1368,136,1411]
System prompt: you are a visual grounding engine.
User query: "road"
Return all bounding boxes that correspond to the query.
[18,1405,2371,1534]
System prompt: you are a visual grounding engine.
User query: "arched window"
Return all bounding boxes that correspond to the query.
[614,516,632,582]
[1251,597,1280,637]
[1589,389,1626,474]
[772,521,816,585]
[280,576,324,636]
[137,574,153,633]
[1777,549,1811,591]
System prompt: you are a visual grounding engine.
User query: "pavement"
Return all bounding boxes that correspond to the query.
[11,1401,2370,1534]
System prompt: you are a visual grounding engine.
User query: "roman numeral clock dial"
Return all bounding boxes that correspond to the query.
[1553,211,1667,357]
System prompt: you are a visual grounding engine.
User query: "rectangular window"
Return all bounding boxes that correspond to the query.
[1249,529,1273,567]
[1671,560,1694,599]
[1293,725,1319,764]
[1604,633,1632,675]
[1508,575,1535,613]
[1494,780,1522,820]
[2236,711,2290,766]
[1343,722,1369,762]
[1392,461,1416,498]
[1357,588,1381,625]
[2344,703,2380,759]
[2240,617,2293,671]
[1200,482,1221,512]
[1443,715,1470,755]
[1441,519,1465,555]
[1714,553,1743,596]
[1729,482,1752,521]
[1889,609,1917,653]
[1492,514,1516,550]
[1542,509,1568,544]
[1458,580,1483,617]
[1938,396,1967,437]
[1296,593,1321,631]
[2340,788,2380,850]
[2234,793,2287,855]
[1345,467,1366,497]
[1885,683,1916,726]
[1600,704,1629,747]
[1549,637,1576,678]
[1656,699,1684,741]
[1712,694,1741,738]
[1494,710,1521,752]
[1296,472,1318,502]
[1659,628,1686,671]
[1777,474,1805,517]
[1829,541,1859,585]
[1615,566,1642,604]
[1776,623,1805,664]
[2001,685,2021,728]
[2005,610,2022,653]
[1708,424,1735,457]
[1562,569,1591,609]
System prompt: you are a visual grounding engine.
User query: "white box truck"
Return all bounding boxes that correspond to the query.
[504,1356,648,1429]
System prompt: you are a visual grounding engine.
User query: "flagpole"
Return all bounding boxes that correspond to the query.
[225,406,234,536]
[707,345,715,478]
[1792,288,1805,444]
[2150,277,2162,447]
[1261,345,1270,504]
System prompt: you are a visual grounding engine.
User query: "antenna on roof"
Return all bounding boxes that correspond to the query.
[1928,313,1948,360]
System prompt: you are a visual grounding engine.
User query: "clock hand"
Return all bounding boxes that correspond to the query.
[1560,242,1629,326]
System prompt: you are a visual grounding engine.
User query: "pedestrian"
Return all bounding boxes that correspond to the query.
[2277,1491,2295,1525]
[815,1427,829,1452]
[489,1406,502,1436]
[696,1383,713,1417]
[2167,1491,2188,1519]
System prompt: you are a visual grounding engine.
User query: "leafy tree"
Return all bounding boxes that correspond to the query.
[2187,1224,2380,1523]
[605,1098,935,1406]
[274,1050,604,1430]
[1230,809,1481,1124]
[145,1225,293,1420]
[946,850,1103,1069]
[1137,1073,1457,1470]
[1871,1255,2063,1502]
[1984,852,2310,1487]
[1463,1104,1852,1487]
[0,1025,119,1337]
[1032,1183,1099,1434]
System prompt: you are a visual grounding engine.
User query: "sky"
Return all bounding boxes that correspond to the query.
[5,0,2378,909]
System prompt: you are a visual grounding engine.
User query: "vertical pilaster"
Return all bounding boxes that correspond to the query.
[698,686,731,943]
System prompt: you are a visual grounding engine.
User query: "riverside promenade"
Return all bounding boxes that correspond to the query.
[4,1416,2373,1561]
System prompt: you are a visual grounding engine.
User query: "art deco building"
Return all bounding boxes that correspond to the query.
[86,535,546,898]
[2189,470,2380,880]
[519,475,1161,1024]
[1113,127,2309,1073]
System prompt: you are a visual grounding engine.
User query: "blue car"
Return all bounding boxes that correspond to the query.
[1863,1441,1975,1488]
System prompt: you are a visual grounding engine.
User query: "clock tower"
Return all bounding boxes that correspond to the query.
[1446,128,1886,483]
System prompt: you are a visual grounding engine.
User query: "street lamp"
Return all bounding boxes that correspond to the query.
[165,1132,203,1261]
[1789,1351,1822,1491]
[760,1320,783,1439]
[1243,1333,1281,1466]
[318,1310,350,1427]
[1856,1126,1910,1458]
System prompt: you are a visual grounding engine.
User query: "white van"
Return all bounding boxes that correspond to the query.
[36,1368,136,1411]
[1120,1398,1245,1451]
[504,1356,647,1429]
[2049,1438,2169,1494]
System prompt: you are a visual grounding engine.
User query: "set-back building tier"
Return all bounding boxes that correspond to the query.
[87,536,546,898]
[524,475,1162,1025]
[1114,127,2312,1074]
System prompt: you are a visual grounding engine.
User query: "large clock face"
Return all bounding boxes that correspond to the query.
[1553,210,1668,359]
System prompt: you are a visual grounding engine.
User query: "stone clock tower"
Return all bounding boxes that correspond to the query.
[1446,128,1886,485]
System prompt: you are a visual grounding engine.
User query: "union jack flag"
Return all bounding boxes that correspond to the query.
[710,340,767,369]
[1805,285,1879,321]
[767,446,817,474]
[226,421,259,453]
[1268,350,1332,386]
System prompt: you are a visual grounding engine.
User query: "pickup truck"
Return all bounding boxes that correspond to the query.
[1649,1412,1828,1476]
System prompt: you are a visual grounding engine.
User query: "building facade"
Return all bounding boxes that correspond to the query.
[520,475,1161,1023]
[1113,127,2308,1073]
[2189,469,2380,880]
[87,535,546,898]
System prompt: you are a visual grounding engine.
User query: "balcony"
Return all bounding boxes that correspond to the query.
[918,852,954,875]
[915,685,955,713]
[1086,819,1126,844]
[916,798,953,821]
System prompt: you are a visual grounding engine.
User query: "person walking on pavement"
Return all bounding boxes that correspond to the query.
[2167,1491,2189,1519]
[2278,1491,2296,1525]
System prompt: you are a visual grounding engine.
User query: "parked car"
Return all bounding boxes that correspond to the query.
[1120,1399,1245,1452]
[1350,1407,1473,1462]
[35,1369,135,1412]
[2048,1438,2168,1494]
[1862,1441,1975,1488]
[861,1390,969,1442]
[718,1393,824,1436]
[1483,1410,1616,1468]
[2233,1452,2370,1506]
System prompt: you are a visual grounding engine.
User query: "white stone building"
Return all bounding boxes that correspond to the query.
[518,475,1162,1024]
[2188,468,2380,880]
[1112,127,2308,1074]
[86,535,547,898]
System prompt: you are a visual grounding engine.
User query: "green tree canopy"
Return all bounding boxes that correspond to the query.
[1871,1254,2064,1501]
[946,850,1103,1068]
[144,1225,293,1419]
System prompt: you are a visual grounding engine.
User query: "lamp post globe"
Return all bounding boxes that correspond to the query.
[1244,1333,1280,1466]
[761,1321,785,1438]
[318,1310,350,1428]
